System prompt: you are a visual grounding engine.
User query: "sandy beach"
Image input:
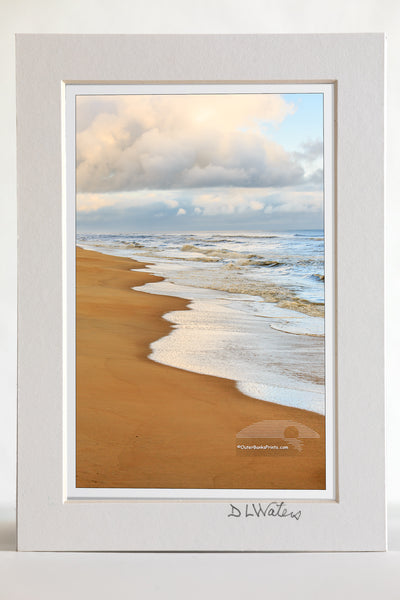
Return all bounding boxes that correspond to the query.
[76,247,325,490]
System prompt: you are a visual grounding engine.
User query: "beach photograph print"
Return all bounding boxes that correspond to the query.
[73,86,332,494]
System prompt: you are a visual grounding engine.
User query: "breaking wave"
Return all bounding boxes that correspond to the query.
[181,244,260,261]
[76,230,325,317]
[200,279,324,317]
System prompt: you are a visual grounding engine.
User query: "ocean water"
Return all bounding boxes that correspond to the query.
[77,230,325,414]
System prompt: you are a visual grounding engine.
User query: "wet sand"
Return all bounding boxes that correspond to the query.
[76,247,326,490]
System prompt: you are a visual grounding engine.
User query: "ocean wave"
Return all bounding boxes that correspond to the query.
[77,234,325,317]
[184,233,282,241]
[204,235,280,242]
[254,260,284,267]
[295,257,323,266]
[277,298,324,318]
[118,241,144,248]
[233,259,285,268]
[136,253,288,269]
[269,321,324,337]
[132,251,324,316]
[181,244,261,261]
[136,251,219,263]
[88,242,113,248]
[200,280,324,317]
[181,244,203,253]
[174,250,313,271]
[177,255,219,263]
[82,240,144,250]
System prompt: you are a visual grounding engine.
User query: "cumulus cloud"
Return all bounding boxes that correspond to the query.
[76,94,305,194]
[76,186,323,230]
[76,186,324,233]
[263,191,323,214]
[287,138,324,189]
[76,193,119,213]
[76,183,323,237]
[294,139,323,163]
[193,190,266,216]
[75,94,326,231]
[76,190,179,213]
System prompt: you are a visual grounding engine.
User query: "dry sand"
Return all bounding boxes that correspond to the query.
[76,247,325,489]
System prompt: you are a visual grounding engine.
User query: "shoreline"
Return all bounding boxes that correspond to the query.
[76,246,326,489]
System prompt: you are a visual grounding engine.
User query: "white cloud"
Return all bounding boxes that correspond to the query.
[76,94,305,194]
[263,191,322,214]
[76,193,119,212]
[76,185,324,231]
[77,187,323,225]
[250,200,264,211]
[193,190,266,216]
[164,198,179,208]
[77,191,179,213]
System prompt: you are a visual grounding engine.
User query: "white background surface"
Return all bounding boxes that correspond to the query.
[0,551,399,600]
[1,0,399,595]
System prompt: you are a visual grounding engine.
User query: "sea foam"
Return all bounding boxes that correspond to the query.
[134,280,325,415]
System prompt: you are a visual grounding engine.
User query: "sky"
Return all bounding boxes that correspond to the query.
[75,92,324,233]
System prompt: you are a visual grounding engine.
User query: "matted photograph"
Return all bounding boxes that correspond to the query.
[67,83,334,498]
[17,33,386,552]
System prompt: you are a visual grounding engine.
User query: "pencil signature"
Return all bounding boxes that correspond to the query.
[227,502,301,520]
